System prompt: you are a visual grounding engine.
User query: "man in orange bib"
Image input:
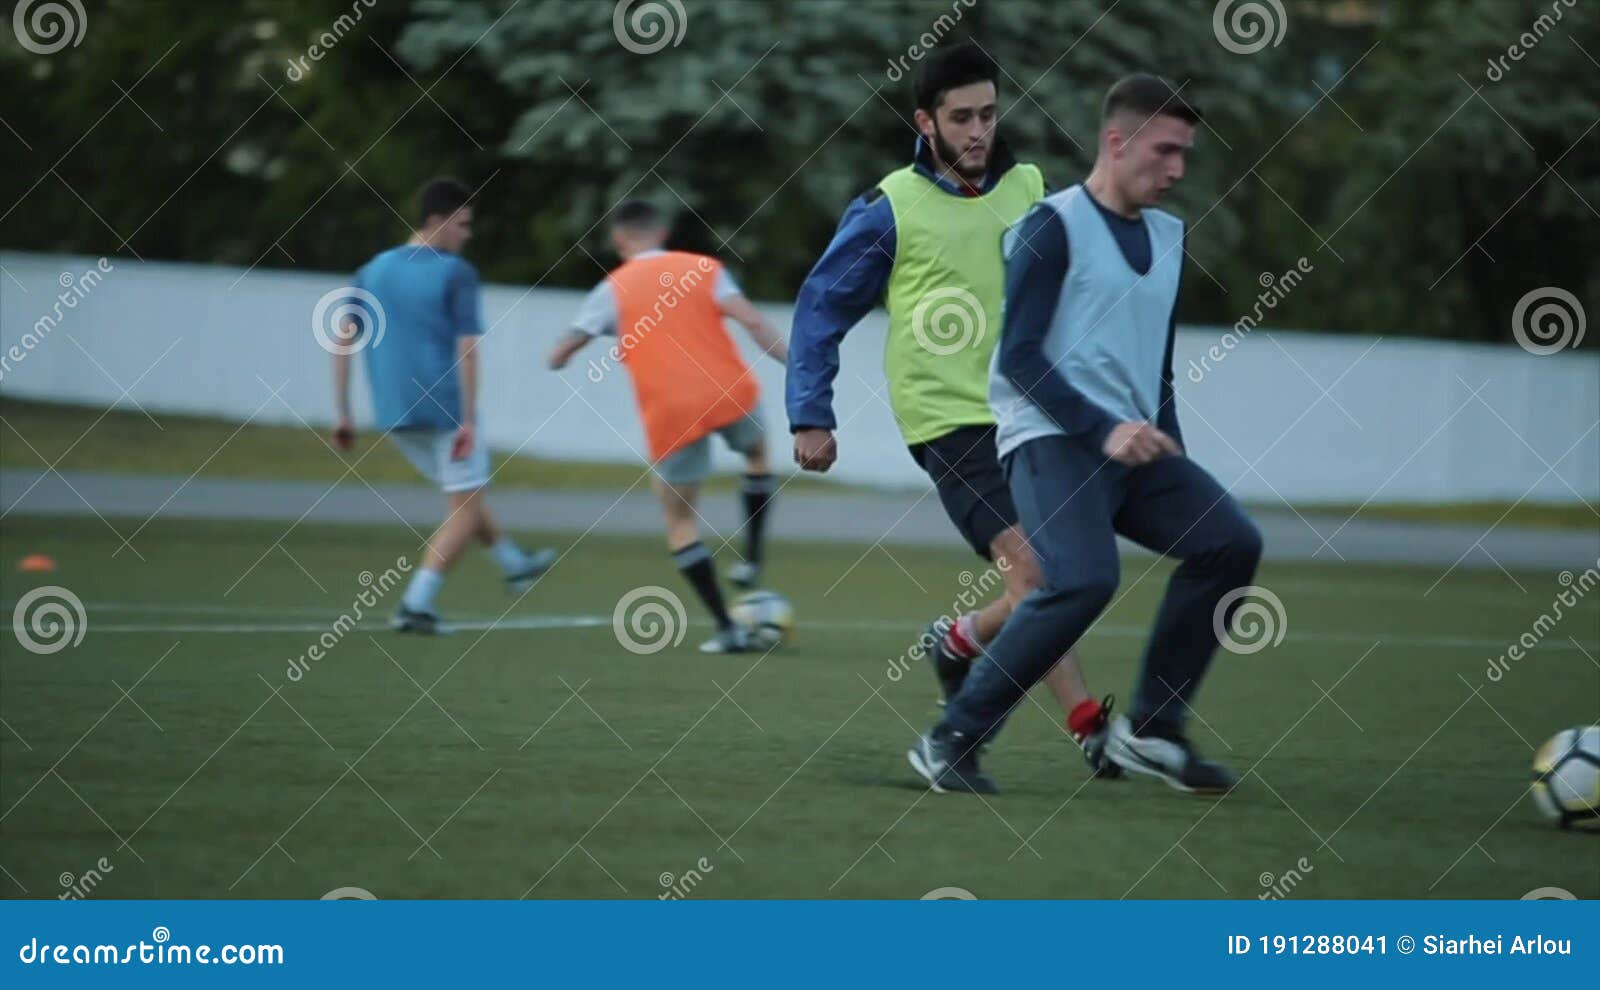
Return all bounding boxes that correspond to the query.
[550,201,788,653]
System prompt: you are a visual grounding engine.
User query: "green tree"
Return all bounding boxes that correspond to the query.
[4,0,1592,346]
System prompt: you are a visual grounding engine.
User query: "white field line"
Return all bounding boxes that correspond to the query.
[8,604,1593,652]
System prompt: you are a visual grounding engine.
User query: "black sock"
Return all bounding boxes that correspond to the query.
[673,541,731,630]
[741,473,775,565]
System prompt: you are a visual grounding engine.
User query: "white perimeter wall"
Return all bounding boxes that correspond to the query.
[2,251,1596,503]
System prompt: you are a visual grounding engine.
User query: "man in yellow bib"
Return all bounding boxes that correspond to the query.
[787,43,1113,772]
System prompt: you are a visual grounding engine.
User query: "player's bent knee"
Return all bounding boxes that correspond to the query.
[1225,518,1265,572]
[1079,577,1119,614]
[1239,519,1265,561]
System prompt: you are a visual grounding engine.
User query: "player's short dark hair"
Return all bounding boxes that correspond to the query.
[417,177,473,226]
[611,199,668,233]
[913,42,998,113]
[1101,74,1202,126]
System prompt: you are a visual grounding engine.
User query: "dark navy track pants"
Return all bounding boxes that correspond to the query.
[941,434,1264,740]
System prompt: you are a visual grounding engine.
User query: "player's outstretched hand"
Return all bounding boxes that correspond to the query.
[450,423,475,462]
[794,428,837,472]
[332,418,355,452]
[1103,422,1180,466]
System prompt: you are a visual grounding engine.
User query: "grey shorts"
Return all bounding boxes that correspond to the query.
[656,412,765,486]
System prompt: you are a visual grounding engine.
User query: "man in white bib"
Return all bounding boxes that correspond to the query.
[909,76,1264,796]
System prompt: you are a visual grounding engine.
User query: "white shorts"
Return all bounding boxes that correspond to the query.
[390,427,491,493]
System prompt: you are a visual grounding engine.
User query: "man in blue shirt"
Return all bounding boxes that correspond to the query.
[331,177,554,633]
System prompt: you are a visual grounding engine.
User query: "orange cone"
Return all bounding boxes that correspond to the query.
[18,554,56,573]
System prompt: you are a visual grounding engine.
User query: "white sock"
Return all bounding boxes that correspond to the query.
[402,568,445,613]
[489,537,527,575]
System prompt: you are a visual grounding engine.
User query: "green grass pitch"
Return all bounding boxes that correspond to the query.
[2,514,1596,899]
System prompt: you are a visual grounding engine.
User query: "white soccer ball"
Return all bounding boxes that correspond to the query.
[730,590,794,649]
[1530,725,1600,830]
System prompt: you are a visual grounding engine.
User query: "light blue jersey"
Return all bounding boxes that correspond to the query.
[354,246,482,431]
[989,184,1185,460]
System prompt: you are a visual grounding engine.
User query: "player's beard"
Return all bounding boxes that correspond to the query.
[931,124,987,184]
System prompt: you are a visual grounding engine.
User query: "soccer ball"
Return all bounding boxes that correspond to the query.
[730,591,794,649]
[1530,725,1600,830]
